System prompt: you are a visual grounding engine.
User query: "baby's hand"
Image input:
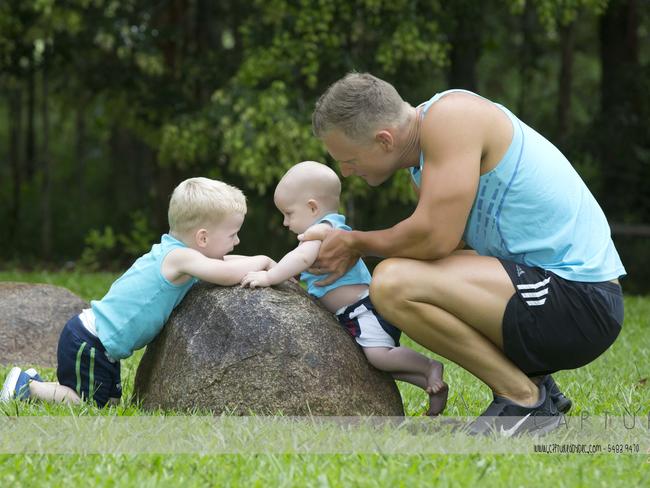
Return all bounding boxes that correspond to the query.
[241,271,271,288]
[265,258,277,270]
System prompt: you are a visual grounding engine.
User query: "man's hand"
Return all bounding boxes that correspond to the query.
[241,271,271,288]
[300,228,361,286]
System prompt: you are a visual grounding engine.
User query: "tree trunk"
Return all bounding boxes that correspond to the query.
[599,0,639,114]
[597,0,640,219]
[556,20,575,147]
[517,1,539,120]
[447,1,484,91]
[40,64,52,260]
[75,102,87,208]
[194,0,212,102]
[8,87,23,246]
[25,62,36,180]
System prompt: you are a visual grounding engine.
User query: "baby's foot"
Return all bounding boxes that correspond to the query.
[425,361,448,416]
[427,382,449,416]
[425,360,444,394]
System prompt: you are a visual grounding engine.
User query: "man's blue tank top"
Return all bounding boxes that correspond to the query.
[410,90,625,282]
[93,234,198,359]
[300,213,372,298]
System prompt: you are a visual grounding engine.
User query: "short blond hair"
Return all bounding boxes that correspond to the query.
[168,177,246,235]
[312,72,410,142]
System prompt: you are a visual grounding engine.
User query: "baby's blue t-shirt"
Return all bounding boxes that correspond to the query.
[410,89,625,282]
[93,234,198,359]
[300,213,372,298]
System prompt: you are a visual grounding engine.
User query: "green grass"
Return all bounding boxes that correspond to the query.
[1,271,649,487]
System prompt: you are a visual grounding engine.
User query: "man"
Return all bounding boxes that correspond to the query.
[301,72,625,435]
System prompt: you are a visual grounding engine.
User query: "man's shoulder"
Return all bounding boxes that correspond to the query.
[420,93,502,159]
[423,92,491,126]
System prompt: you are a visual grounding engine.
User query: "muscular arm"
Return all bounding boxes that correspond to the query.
[306,96,484,284]
[354,102,481,258]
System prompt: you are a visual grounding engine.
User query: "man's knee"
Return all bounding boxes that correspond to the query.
[370,258,410,311]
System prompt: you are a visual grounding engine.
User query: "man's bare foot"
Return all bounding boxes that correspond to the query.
[425,360,448,416]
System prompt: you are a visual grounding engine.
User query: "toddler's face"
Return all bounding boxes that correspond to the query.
[274,195,317,235]
[202,213,244,259]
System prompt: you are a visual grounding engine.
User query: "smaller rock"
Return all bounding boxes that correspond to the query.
[0,282,88,367]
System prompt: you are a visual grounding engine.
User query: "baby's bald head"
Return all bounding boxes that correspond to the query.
[274,161,341,212]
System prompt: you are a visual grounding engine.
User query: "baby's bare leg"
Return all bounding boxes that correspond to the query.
[363,347,445,390]
[392,372,427,389]
[363,346,448,415]
[29,381,81,404]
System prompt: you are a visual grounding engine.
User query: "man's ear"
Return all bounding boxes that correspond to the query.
[194,228,209,248]
[307,199,319,214]
[375,129,394,151]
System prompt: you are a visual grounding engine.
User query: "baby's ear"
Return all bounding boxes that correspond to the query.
[307,199,319,213]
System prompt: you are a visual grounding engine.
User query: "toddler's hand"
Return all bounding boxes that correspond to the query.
[265,257,278,270]
[241,271,271,288]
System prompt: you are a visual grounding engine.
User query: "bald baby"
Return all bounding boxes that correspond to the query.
[242,160,450,416]
[274,161,341,217]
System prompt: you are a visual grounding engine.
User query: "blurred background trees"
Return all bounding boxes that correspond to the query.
[1,0,648,291]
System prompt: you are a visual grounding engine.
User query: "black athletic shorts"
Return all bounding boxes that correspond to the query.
[500,260,624,377]
[57,315,122,408]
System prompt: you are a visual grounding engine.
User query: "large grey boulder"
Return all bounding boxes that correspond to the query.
[134,281,404,415]
[0,282,88,367]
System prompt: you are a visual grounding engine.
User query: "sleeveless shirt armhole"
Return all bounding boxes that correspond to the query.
[158,246,195,288]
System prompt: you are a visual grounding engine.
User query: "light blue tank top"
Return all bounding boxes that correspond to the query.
[300,213,372,298]
[410,90,626,282]
[93,234,198,359]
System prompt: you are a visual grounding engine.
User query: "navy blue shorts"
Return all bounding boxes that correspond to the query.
[500,260,624,377]
[57,315,122,408]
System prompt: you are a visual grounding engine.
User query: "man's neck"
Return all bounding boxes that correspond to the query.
[395,105,422,169]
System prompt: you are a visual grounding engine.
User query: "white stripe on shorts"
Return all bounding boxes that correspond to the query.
[520,288,549,299]
[516,277,551,290]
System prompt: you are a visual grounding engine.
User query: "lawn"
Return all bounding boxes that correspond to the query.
[1,271,648,487]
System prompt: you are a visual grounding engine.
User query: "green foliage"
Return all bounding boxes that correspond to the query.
[80,226,119,271]
[120,210,157,257]
[80,211,155,271]
[0,0,648,292]
[154,0,450,201]
[213,81,327,195]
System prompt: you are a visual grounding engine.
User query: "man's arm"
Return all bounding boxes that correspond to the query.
[164,248,273,286]
[349,130,479,257]
[304,96,483,284]
[241,241,321,288]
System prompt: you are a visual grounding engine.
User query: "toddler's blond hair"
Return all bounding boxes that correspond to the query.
[168,177,246,235]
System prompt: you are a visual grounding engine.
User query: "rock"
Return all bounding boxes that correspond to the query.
[134,281,404,415]
[0,282,88,367]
